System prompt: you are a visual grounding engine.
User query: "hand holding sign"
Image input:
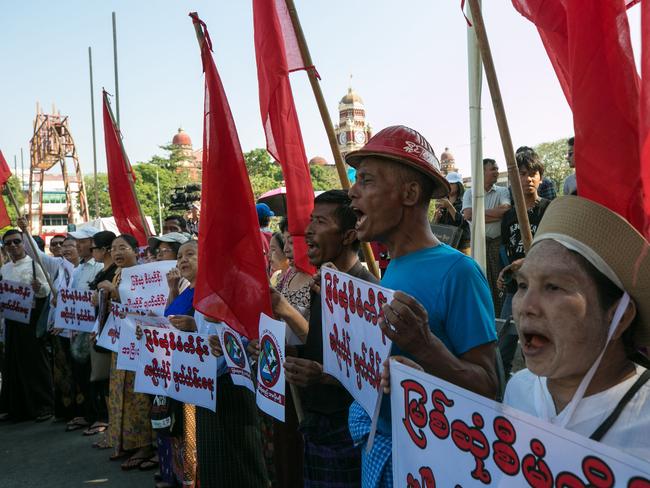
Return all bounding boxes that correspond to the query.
[380,291,434,357]
[284,357,324,388]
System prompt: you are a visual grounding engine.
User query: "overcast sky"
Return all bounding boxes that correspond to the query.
[0,1,641,178]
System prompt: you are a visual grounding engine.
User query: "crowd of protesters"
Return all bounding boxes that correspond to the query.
[0,125,648,487]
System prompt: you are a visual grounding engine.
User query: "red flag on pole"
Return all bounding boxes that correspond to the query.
[0,150,13,228]
[640,0,650,238]
[189,12,272,339]
[253,0,316,275]
[102,91,150,245]
[512,0,648,236]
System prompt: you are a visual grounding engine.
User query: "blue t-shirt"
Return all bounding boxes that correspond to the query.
[377,244,496,433]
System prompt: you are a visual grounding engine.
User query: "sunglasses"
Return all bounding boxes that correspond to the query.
[3,239,23,247]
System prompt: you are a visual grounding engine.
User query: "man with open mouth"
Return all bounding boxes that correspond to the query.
[345,125,498,487]
[504,196,650,460]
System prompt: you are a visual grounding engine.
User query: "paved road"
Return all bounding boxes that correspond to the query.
[0,419,153,488]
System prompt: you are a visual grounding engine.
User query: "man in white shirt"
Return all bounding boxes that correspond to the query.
[462,158,511,315]
[562,136,577,195]
[0,229,53,421]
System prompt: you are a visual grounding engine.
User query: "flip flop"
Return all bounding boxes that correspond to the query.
[66,422,89,432]
[121,455,150,471]
[138,456,159,471]
[35,413,53,423]
[83,422,108,436]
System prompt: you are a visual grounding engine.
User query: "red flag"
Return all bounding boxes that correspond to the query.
[0,150,13,228]
[102,91,149,245]
[512,0,648,236]
[189,13,272,339]
[640,0,650,238]
[253,0,316,274]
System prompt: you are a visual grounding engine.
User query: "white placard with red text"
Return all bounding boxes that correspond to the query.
[218,323,254,393]
[0,279,34,324]
[53,287,96,332]
[118,261,176,316]
[134,326,217,411]
[256,313,286,422]
[390,359,650,487]
[116,316,140,371]
[321,267,393,416]
[96,302,143,353]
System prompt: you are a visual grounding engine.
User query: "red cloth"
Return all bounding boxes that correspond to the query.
[102,91,149,245]
[641,0,650,238]
[253,0,316,275]
[0,150,13,228]
[512,0,649,237]
[189,13,272,340]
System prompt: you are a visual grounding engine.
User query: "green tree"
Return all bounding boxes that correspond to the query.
[310,164,341,191]
[244,148,284,198]
[149,143,192,171]
[84,173,112,218]
[3,176,26,224]
[534,137,573,194]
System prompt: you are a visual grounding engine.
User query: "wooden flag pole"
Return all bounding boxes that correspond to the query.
[283,0,380,279]
[103,90,152,239]
[4,185,57,296]
[466,0,533,251]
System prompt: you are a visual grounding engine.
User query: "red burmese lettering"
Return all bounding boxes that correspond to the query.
[324,271,334,314]
[628,477,650,487]
[353,342,381,391]
[521,439,553,488]
[555,456,615,488]
[401,379,429,449]
[406,467,436,488]
[329,323,352,377]
[492,416,520,476]
[429,389,454,439]
[450,413,491,484]
[348,280,356,315]
[337,278,350,323]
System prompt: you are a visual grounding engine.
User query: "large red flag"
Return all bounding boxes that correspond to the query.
[102,91,149,245]
[640,0,650,238]
[512,0,648,236]
[189,13,272,339]
[253,0,316,274]
[0,151,13,228]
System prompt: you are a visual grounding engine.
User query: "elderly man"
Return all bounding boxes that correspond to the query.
[504,196,649,460]
[346,126,497,486]
[0,229,53,421]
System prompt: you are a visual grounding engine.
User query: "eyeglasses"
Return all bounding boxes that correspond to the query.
[3,239,23,247]
[50,241,63,247]
[110,245,132,253]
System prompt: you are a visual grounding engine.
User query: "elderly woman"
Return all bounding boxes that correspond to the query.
[504,196,649,459]
[96,234,154,469]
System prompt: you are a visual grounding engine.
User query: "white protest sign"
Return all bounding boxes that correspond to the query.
[119,260,176,316]
[321,267,393,416]
[0,279,34,324]
[134,326,217,411]
[96,302,143,353]
[53,287,96,332]
[56,258,75,289]
[256,313,286,422]
[116,315,140,371]
[390,359,650,487]
[218,324,254,393]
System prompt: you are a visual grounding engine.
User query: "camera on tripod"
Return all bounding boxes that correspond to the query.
[169,184,202,211]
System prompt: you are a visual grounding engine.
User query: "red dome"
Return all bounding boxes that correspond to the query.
[309,156,328,166]
[172,128,192,146]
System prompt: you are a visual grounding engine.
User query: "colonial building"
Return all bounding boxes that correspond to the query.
[334,87,373,157]
[440,147,458,175]
[171,128,202,182]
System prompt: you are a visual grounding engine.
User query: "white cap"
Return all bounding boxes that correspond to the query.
[148,232,191,251]
[68,226,101,240]
[445,172,463,184]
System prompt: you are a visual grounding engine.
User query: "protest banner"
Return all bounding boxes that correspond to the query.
[389,359,650,487]
[256,313,286,422]
[53,287,96,332]
[0,279,34,324]
[320,266,394,416]
[96,302,143,353]
[116,315,140,371]
[118,260,177,316]
[218,323,254,393]
[134,326,217,411]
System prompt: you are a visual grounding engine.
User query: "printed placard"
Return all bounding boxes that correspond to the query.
[96,302,143,353]
[134,326,217,411]
[218,324,254,393]
[0,279,34,324]
[116,316,140,371]
[321,267,393,415]
[119,260,176,316]
[389,359,650,487]
[53,287,96,332]
[256,313,286,422]
[56,258,76,289]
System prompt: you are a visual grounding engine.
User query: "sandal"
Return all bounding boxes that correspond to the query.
[35,413,53,423]
[92,438,112,449]
[138,454,159,471]
[121,454,150,471]
[83,422,108,436]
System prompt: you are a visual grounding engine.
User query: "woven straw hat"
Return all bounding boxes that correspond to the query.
[533,196,650,348]
[345,125,450,198]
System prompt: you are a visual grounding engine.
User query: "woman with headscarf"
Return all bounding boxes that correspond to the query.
[96,234,154,469]
[504,196,650,460]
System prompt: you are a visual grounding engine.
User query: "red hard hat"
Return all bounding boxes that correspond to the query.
[346,125,450,198]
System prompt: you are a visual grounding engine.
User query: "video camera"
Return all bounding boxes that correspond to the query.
[169,184,202,211]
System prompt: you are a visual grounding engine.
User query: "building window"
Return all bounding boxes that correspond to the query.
[42,214,68,226]
[42,192,67,204]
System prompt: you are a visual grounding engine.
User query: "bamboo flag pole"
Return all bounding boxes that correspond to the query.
[103,90,152,239]
[112,12,121,128]
[4,185,57,296]
[283,0,381,279]
[89,47,99,218]
[466,0,533,251]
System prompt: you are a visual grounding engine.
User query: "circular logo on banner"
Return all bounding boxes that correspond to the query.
[259,334,281,388]
[223,330,246,368]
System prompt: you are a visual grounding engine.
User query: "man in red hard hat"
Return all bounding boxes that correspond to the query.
[346,125,498,487]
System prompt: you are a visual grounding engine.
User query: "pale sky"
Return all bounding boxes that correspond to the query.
[0,1,641,179]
